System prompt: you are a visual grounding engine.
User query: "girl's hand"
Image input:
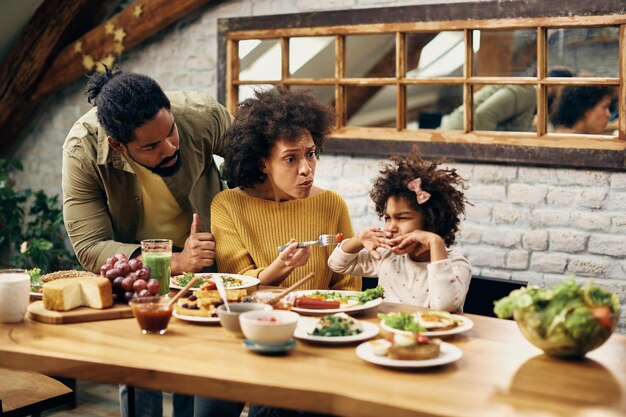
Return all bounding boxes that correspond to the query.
[388,231,446,261]
[358,227,392,260]
[278,239,312,269]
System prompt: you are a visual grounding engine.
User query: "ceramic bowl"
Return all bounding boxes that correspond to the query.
[217,302,272,335]
[239,310,300,345]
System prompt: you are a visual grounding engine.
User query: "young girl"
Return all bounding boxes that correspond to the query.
[328,148,471,312]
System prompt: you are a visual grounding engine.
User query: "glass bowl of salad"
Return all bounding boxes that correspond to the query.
[494,278,619,359]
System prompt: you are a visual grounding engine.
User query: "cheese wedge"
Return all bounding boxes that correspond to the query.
[43,277,113,311]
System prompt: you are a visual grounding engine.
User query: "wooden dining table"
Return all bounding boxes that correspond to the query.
[0,300,624,417]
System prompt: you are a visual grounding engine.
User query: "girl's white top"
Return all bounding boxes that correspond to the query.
[328,242,472,312]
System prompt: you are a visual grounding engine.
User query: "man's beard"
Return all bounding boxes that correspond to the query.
[147,150,181,177]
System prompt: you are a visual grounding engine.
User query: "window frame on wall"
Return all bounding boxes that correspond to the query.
[218,0,626,170]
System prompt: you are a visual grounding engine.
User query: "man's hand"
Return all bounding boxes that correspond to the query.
[172,213,216,274]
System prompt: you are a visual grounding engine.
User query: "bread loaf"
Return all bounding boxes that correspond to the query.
[43,277,113,311]
[41,270,98,283]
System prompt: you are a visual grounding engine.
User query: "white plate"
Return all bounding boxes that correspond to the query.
[173,310,220,323]
[356,340,462,368]
[294,317,380,343]
[380,314,474,337]
[170,273,260,291]
[291,290,383,315]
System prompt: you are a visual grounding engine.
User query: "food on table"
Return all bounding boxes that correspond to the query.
[310,313,363,337]
[170,273,244,289]
[414,310,464,331]
[99,254,157,302]
[295,286,385,309]
[295,297,340,309]
[247,289,296,310]
[494,278,620,358]
[175,288,247,317]
[29,268,44,294]
[371,334,441,360]
[130,297,173,334]
[379,311,426,333]
[142,251,171,296]
[254,316,280,323]
[42,277,113,311]
[41,269,98,282]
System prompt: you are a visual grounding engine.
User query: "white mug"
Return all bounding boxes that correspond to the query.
[0,269,30,323]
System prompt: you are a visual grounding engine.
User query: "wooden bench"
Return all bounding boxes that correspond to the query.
[0,369,75,417]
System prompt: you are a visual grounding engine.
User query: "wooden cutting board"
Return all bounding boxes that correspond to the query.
[28,301,133,324]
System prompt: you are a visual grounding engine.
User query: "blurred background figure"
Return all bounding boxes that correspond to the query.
[550,85,615,134]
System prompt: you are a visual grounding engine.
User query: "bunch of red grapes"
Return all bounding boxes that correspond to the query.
[100,253,160,302]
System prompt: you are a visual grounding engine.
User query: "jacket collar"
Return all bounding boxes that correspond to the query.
[96,126,134,173]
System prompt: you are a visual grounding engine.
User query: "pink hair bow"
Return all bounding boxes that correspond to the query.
[407,178,431,205]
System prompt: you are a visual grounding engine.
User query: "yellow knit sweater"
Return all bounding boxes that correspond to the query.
[211,189,361,291]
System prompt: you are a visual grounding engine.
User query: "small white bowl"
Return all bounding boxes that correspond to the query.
[217,303,272,335]
[239,310,300,346]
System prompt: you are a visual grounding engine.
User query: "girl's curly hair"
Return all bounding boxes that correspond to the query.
[370,147,468,246]
[222,87,334,188]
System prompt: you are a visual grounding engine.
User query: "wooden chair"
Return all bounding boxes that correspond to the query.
[463,276,527,317]
[0,369,75,417]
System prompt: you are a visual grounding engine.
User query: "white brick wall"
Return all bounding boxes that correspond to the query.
[9,0,625,330]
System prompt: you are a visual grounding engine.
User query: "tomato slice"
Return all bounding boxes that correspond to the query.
[590,306,614,329]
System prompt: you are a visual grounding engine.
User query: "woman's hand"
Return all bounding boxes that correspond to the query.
[258,239,312,285]
[388,231,447,261]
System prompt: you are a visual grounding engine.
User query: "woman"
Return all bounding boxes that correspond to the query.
[210,87,359,291]
[197,88,359,417]
[551,85,614,134]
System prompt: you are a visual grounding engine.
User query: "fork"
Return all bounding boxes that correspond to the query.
[278,234,338,252]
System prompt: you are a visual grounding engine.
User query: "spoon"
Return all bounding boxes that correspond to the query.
[214,276,231,312]
[268,272,315,306]
[167,276,200,309]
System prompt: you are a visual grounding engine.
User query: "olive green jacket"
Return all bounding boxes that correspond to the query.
[440,85,537,132]
[62,91,233,273]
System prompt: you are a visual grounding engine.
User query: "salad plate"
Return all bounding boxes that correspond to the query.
[356,340,462,368]
[170,273,260,291]
[292,290,383,315]
[294,317,379,343]
[173,310,220,323]
[380,314,474,337]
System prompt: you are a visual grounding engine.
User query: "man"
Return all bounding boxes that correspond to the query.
[62,68,232,417]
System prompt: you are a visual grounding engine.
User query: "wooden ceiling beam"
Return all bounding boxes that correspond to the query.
[0,0,120,155]
[0,0,213,155]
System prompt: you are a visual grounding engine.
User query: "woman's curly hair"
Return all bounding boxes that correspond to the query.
[370,147,468,246]
[550,85,614,129]
[222,87,334,188]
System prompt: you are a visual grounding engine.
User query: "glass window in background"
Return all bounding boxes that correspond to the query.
[406,31,465,78]
[239,39,281,81]
[289,36,335,78]
[238,85,276,103]
[547,27,619,78]
[345,34,396,78]
[346,85,396,127]
[406,85,463,130]
[549,85,618,136]
[440,84,538,132]
[290,85,335,108]
[473,29,537,77]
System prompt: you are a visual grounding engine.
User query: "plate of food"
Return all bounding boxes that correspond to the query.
[294,313,379,343]
[173,310,220,323]
[291,286,384,315]
[170,273,260,291]
[29,268,98,299]
[379,310,473,337]
[173,286,248,322]
[356,335,462,368]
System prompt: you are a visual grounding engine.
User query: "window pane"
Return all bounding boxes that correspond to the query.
[345,34,395,78]
[406,31,465,78]
[289,37,335,78]
[473,29,537,77]
[547,27,618,78]
[406,85,463,130]
[290,85,335,108]
[440,84,537,132]
[549,85,617,136]
[346,86,396,127]
[238,85,276,103]
[239,39,281,81]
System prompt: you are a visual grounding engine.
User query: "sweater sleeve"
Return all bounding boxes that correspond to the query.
[426,255,472,312]
[210,193,265,277]
[328,242,382,278]
[327,193,362,291]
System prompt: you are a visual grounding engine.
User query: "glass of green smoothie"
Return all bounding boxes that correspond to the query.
[141,239,172,296]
